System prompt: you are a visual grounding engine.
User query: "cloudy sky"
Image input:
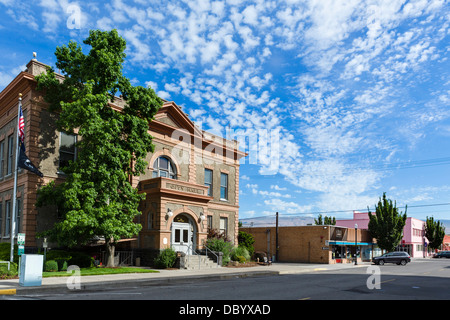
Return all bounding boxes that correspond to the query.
[1,0,449,221]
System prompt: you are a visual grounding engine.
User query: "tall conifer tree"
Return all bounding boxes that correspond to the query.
[424,216,445,251]
[368,193,407,252]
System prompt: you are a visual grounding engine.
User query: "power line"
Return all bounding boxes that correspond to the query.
[282,156,450,179]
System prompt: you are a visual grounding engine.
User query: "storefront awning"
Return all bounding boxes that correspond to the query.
[328,241,376,246]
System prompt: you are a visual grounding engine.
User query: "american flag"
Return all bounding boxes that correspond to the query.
[18,106,24,143]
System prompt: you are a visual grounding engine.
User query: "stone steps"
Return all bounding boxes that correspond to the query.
[184,255,220,270]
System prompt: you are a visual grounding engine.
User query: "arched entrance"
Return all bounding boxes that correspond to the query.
[171,213,197,255]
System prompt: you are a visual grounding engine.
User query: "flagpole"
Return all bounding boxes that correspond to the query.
[10,93,21,263]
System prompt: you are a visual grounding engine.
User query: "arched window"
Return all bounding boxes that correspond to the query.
[152,156,177,179]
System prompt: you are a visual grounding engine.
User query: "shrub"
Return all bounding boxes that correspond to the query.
[238,230,255,257]
[153,248,177,269]
[0,243,18,263]
[207,228,230,242]
[254,251,267,262]
[59,260,68,271]
[206,238,233,266]
[46,250,72,271]
[235,255,246,263]
[0,262,18,279]
[68,251,93,268]
[46,250,72,261]
[231,246,250,262]
[44,260,58,272]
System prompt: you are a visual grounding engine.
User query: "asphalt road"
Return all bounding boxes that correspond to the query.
[6,259,450,301]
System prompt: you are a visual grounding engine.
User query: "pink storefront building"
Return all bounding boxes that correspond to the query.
[336,211,432,258]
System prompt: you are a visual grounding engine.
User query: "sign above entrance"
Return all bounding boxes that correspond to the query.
[166,182,204,195]
[140,177,211,201]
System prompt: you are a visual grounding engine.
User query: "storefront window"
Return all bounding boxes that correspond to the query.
[333,245,346,259]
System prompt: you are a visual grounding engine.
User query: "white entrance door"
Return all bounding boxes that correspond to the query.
[172,222,191,255]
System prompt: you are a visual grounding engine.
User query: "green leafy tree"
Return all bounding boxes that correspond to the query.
[368,193,407,252]
[314,214,336,225]
[424,216,446,251]
[35,29,162,267]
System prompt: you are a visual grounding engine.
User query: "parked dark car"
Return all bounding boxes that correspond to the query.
[433,251,450,258]
[372,251,411,265]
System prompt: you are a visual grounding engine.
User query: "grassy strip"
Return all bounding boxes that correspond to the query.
[43,267,159,278]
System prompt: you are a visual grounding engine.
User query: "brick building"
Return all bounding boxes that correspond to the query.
[336,211,433,258]
[0,58,246,259]
[241,225,376,264]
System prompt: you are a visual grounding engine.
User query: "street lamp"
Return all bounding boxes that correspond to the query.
[165,209,173,220]
[354,224,358,265]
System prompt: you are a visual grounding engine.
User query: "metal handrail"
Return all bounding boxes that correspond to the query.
[173,243,201,269]
[0,261,11,271]
[204,245,220,267]
[172,243,220,269]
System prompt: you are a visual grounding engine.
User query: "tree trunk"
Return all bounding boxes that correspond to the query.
[106,237,116,268]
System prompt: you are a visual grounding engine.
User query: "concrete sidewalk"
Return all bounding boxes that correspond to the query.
[0,262,373,296]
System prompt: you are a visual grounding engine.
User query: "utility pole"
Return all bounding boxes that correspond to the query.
[275,212,279,262]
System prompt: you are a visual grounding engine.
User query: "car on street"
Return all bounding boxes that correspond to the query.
[433,251,450,258]
[372,251,411,265]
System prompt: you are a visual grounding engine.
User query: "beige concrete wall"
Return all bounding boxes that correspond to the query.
[241,226,332,264]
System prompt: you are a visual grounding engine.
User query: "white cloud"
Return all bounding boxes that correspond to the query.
[145,81,158,91]
[0,64,26,89]
[157,90,170,100]
[271,185,287,191]
[164,83,180,94]
[16,0,446,217]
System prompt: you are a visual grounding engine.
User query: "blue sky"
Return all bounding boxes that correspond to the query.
[0,0,449,222]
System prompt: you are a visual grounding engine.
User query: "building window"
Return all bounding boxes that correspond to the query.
[59,132,77,172]
[0,202,2,237]
[204,169,213,197]
[220,173,228,200]
[152,156,176,179]
[220,217,228,236]
[7,135,14,175]
[15,199,21,234]
[5,200,10,237]
[0,140,4,178]
[147,211,154,230]
[207,215,213,230]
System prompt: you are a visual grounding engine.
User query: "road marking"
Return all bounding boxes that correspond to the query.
[0,289,16,295]
[298,297,311,300]
[380,278,395,284]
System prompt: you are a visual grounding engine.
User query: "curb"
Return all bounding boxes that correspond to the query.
[0,289,17,295]
[14,269,281,295]
[8,263,372,296]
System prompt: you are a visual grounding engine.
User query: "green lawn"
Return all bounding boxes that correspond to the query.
[43,267,159,277]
